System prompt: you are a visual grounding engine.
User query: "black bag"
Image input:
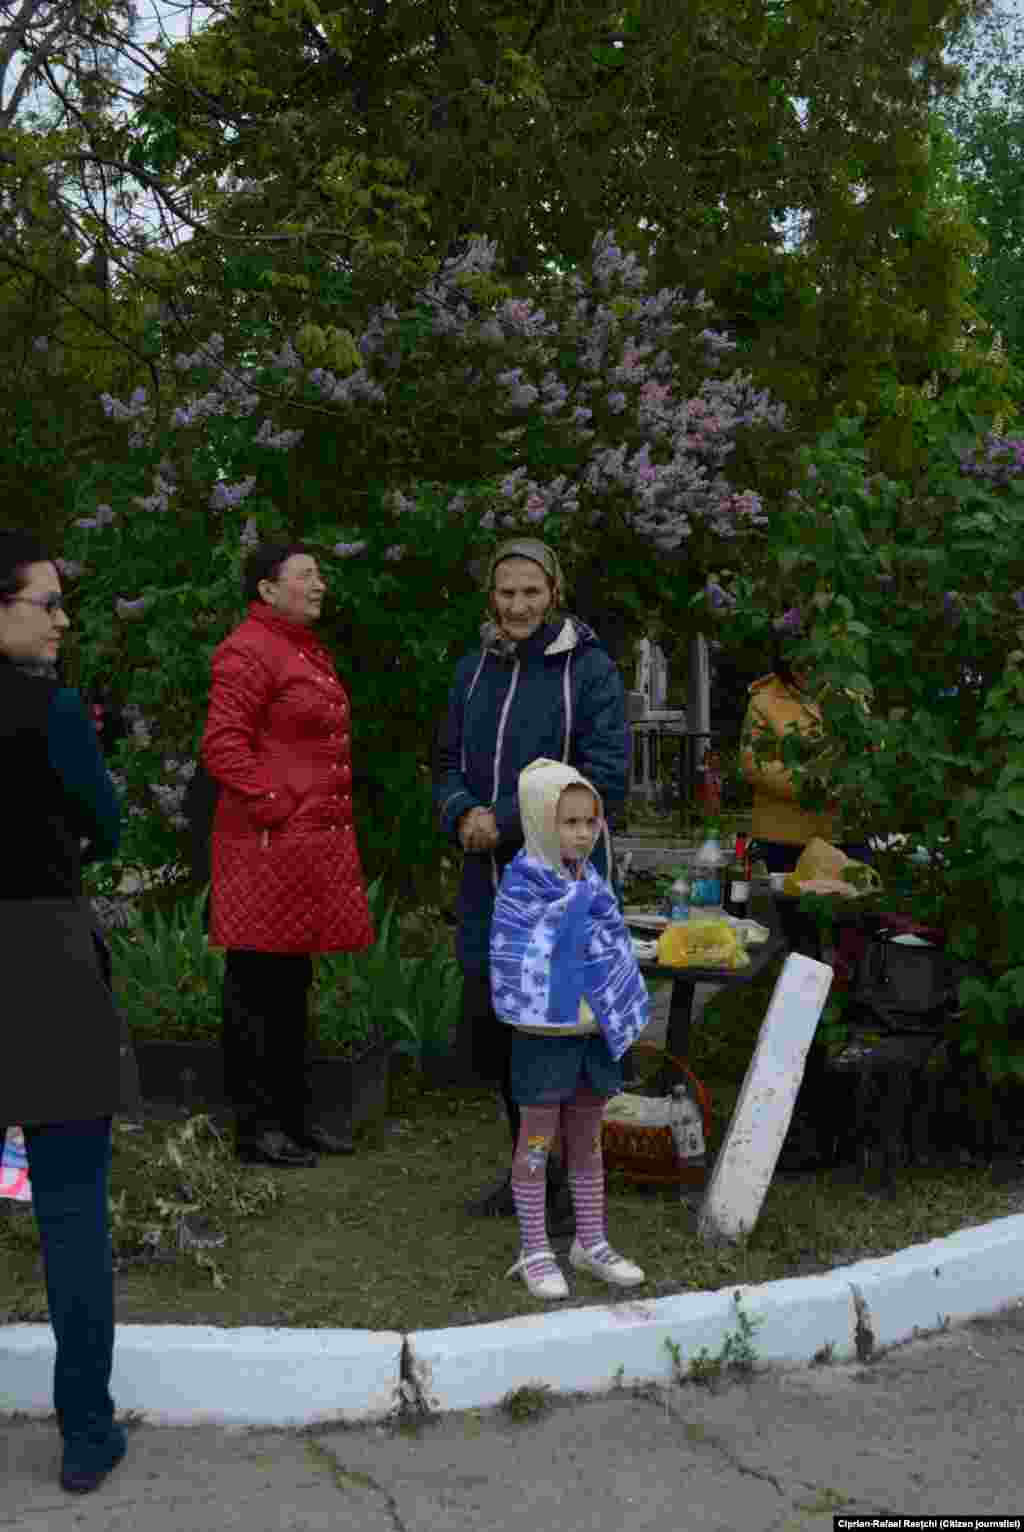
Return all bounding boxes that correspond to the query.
[852,931,954,1033]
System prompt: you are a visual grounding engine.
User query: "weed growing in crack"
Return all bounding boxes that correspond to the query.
[501,1384,554,1423]
[720,1291,763,1375]
[666,1291,764,1387]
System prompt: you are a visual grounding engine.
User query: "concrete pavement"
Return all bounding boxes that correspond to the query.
[5,1303,1024,1528]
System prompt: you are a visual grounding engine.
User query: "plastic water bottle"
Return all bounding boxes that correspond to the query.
[668,873,690,923]
[691,831,724,911]
[669,1084,705,1165]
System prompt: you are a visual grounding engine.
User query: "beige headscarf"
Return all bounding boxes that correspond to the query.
[484,538,567,611]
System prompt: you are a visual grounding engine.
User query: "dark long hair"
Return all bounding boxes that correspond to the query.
[0,530,53,602]
[242,542,315,604]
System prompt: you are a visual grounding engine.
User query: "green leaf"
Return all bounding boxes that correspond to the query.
[591,44,625,68]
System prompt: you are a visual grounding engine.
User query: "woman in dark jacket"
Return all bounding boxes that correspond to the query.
[201,543,375,1167]
[434,538,628,1219]
[0,530,140,1497]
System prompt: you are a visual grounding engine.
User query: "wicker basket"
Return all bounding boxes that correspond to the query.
[601,1042,713,1186]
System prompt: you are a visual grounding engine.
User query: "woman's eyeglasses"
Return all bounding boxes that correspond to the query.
[4,594,67,615]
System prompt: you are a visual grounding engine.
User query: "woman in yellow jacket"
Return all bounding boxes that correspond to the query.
[740,648,872,876]
[741,643,874,1171]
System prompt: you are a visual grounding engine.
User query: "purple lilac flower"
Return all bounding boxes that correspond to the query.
[507,384,539,410]
[960,435,1024,487]
[132,469,175,514]
[1014,591,1024,611]
[100,390,149,422]
[254,420,304,451]
[210,477,257,511]
[334,541,368,558]
[774,608,803,634]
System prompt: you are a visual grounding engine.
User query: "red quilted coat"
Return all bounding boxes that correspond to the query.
[201,601,375,954]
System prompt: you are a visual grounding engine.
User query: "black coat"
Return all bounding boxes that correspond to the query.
[0,661,140,1128]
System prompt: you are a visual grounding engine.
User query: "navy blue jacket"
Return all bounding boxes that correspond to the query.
[434,614,627,972]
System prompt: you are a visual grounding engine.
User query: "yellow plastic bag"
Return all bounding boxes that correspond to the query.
[657,919,750,970]
[783,838,882,897]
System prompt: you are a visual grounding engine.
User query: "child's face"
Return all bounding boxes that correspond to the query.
[556,787,601,865]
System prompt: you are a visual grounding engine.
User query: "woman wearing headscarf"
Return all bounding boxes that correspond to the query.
[201,542,375,1168]
[434,538,628,1220]
[0,530,140,1496]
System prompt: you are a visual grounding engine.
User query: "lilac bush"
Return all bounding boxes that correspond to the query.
[60,228,791,886]
[90,229,786,583]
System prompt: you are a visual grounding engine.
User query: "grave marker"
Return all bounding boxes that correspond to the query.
[698,952,833,1244]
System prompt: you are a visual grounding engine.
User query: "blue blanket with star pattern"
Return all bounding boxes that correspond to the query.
[490,850,649,1062]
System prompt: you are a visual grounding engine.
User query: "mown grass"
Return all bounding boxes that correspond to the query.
[4,852,1017,1333]
[3,970,1022,1333]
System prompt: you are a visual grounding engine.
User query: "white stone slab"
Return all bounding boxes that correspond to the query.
[0,1324,403,1426]
[699,952,833,1244]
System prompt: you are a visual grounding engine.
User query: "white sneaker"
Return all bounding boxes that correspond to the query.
[569,1239,645,1288]
[506,1249,569,1300]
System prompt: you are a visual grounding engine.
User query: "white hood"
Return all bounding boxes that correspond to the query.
[517,758,603,875]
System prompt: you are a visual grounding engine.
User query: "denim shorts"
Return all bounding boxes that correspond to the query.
[508,1031,622,1107]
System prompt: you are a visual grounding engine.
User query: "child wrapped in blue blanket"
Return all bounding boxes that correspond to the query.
[490,758,650,1299]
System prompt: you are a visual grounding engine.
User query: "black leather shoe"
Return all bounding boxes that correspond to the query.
[466,1172,516,1217]
[236,1129,317,1168]
[292,1124,355,1155]
[546,1173,576,1239]
[60,1423,127,1495]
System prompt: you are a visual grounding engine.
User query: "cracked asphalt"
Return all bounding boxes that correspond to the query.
[5,1305,1024,1529]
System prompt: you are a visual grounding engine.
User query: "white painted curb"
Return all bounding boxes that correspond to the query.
[0,1324,403,1427]
[3,1216,1024,1424]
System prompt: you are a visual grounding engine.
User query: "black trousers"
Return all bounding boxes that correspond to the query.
[459,968,521,1148]
[222,950,315,1137]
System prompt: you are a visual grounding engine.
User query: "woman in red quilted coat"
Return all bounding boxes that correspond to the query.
[201,543,375,1167]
